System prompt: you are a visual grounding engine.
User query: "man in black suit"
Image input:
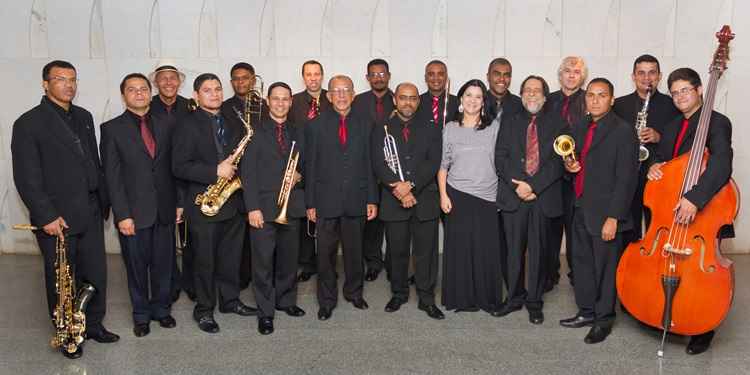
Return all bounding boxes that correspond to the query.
[371,82,444,320]
[172,73,257,333]
[100,73,178,337]
[149,62,194,302]
[559,78,638,344]
[242,82,307,335]
[493,76,565,324]
[614,55,681,245]
[11,60,119,359]
[646,68,734,355]
[352,59,393,282]
[290,60,331,282]
[417,60,458,128]
[306,75,378,320]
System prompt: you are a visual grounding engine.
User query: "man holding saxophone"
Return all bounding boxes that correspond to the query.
[241,82,307,335]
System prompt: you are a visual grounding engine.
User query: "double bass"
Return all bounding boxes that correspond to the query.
[616,26,738,357]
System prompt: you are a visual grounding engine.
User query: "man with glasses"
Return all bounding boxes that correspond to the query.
[12,60,120,359]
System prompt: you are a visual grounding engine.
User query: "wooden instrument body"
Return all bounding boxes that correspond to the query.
[616,150,737,336]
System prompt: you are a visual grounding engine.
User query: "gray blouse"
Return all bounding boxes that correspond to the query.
[440,120,499,202]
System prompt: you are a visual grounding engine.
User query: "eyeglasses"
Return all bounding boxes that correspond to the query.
[670,87,696,97]
[367,72,388,79]
[49,76,78,85]
[330,87,353,96]
[397,95,419,102]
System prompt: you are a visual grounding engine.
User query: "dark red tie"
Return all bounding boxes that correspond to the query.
[525,115,539,175]
[673,118,690,158]
[275,122,287,155]
[432,96,439,124]
[307,97,318,120]
[375,96,384,122]
[402,123,410,143]
[338,115,347,147]
[139,114,156,158]
[575,122,598,198]
[561,95,571,125]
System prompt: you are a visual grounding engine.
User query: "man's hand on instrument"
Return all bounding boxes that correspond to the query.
[564,159,581,173]
[248,210,264,229]
[118,218,136,236]
[511,179,533,200]
[293,172,303,184]
[601,217,617,242]
[217,158,236,179]
[400,193,417,208]
[389,181,412,200]
[647,162,665,181]
[674,198,698,224]
[43,217,68,237]
[367,204,378,221]
[306,208,317,223]
[639,127,661,144]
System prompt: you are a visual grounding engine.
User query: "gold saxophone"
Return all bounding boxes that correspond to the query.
[274,141,300,224]
[195,77,263,216]
[14,224,95,354]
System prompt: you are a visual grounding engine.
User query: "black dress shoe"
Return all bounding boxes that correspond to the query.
[686,331,715,355]
[154,315,177,328]
[345,297,369,310]
[318,307,333,321]
[529,310,544,325]
[384,297,406,313]
[258,317,274,335]
[559,314,595,328]
[277,305,306,317]
[584,325,612,344]
[490,303,522,317]
[219,302,258,316]
[87,328,120,343]
[365,268,381,282]
[297,271,316,282]
[418,303,445,320]
[133,323,150,337]
[196,316,220,333]
[61,346,83,359]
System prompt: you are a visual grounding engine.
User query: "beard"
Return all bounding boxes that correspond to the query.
[523,99,545,114]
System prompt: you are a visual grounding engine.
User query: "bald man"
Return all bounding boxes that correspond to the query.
[371,83,444,319]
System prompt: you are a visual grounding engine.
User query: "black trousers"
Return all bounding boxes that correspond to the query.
[298,218,317,273]
[571,206,620,328]
[363,218,385,271]
[547,179,575,284]
[623,166,651,245]
[384,216,439,305]
[502,201,550,311]
[249,219,300,318]
[176,220,195,295]
[118,223,174,324]
[35,195,107,334]
[189,213,245,319]
[316,216,365,308]
[240,225,253,287]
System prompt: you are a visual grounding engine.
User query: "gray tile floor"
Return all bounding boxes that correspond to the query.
[0,253,748,375]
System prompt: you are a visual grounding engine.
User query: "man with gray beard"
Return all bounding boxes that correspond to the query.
[492,76,566,324]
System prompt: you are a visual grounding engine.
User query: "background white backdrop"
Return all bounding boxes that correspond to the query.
[0,0,748,254]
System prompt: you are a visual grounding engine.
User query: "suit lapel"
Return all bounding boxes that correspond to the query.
[120,112,153,159]
[588,113,616,152]
[40,103,87,160]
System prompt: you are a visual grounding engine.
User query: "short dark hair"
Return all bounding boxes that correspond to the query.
[633,54,661,73]
[587,77,614,96]
[520,75,550,97]
[456,79,492,130]
[487,57,512,74]
[301,60,324,76]
[42,60,76,81]
[193,73,221,92]
[425,59,447,71]
[267,81,292,97]
[230,62,255,76]
[120,73,152,94]
[667,68,702,90]
[367,58,389,73]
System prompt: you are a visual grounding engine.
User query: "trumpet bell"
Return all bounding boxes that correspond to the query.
[553,135,576,159]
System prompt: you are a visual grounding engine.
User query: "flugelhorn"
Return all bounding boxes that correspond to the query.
[274,141,300,225]
[553,134,577,163]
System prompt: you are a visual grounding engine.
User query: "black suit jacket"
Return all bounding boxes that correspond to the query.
[352,89,395,126]
[241,117,306,220]
[653,108,733,211]
[485,92,523,125]
[221,95,269,125]
[547,89,587,127]
[100,111,177,229]
[11,97,109,234]
[571,111,639,235]
[291,90,331,129]
[305,108,378,218]
[151,94,192,207]
[371,114,442,222]
[172,109,246,223]
[496,109,566,218]
[415,91,458,128]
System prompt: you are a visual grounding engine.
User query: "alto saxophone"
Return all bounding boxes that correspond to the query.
[13,224,96,354]
[274,141,300,224]
[195,78,263,216]
[635,87,651,162]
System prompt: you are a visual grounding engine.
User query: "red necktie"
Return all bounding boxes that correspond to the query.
[139,114,156,158]
[561,95,571,125]
[432,96,439,124]
[275,122,287,155]
[338,115,347,147]
[375,96,384,122]
[307,97,318,120]
[673,118,690,158]
[525,115,539,175]
[574,122,598,198]
[402,122,410,143]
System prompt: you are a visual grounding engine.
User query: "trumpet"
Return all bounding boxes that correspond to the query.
[553,134,577,163]
[635,86,651,162]
[383,112,404,181]
[274,141,300,225]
